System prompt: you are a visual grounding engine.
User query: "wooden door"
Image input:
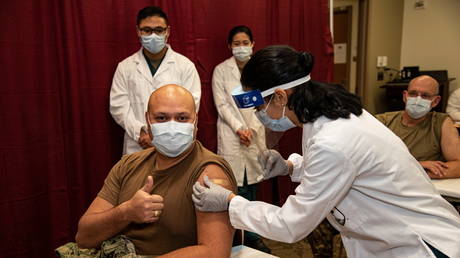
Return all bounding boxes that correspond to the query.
[333,6,352,91]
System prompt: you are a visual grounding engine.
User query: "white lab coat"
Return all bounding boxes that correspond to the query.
[447,87,460,122]
[229,110,460,257]
[110,46,201,154]
[212,57,265,186]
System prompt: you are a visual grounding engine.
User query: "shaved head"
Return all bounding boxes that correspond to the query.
[146,84,197,125]
[408,75,439,95]
[148,84,196,112]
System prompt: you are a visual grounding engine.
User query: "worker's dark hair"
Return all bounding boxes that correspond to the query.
[137,6,169,25]
[227,25,254,45]
[241,45,362,123]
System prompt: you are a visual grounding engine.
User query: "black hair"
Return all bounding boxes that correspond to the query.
[227,25,254,45]
[241,45,362,123]
[137,6,169,26]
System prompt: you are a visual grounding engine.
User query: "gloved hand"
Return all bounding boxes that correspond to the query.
[257,149,289,181]
[192,176,232,212]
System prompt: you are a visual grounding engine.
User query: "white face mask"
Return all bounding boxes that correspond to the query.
[255,96,296,132]
[405,96,432,119]
[232,46,253,62]
[140,33,166,54]
[150,121,194,157]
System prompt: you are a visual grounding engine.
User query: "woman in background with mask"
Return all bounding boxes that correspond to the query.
[194,45,460,258]
[211,25,270,253]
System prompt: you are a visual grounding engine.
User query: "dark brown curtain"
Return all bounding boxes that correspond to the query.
[0,1,332,256]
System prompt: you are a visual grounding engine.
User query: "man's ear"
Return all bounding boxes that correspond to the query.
[145,112,153,139]
[431,95,441,108]
[145,111,150,125]
[402,90,408,104]
[165,26,171,42]
[193,112,198,138]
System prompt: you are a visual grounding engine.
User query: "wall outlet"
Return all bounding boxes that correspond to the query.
[382,56,388,67]
[377,56,388,67]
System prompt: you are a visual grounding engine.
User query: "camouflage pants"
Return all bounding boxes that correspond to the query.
[55,235,153,258]
[306,219,347,258]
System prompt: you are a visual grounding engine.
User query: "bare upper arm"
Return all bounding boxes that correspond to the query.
[196,164,235,191]
[440,117,460,161]
[82,197,115,217]
[195,164,235,255]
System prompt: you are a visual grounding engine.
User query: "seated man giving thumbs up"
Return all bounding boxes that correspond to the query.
[73,84,237,257]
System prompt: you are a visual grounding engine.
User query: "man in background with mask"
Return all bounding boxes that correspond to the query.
[66,85,236,257]
[376,75,460,179]
[110,6,201,155]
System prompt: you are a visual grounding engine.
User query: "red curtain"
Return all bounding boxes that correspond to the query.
[0,1,332,257]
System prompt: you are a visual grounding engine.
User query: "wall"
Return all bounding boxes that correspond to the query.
[363,0,404,114]
[401,0,460,93]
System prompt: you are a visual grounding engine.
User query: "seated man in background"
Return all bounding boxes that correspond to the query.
[447,87,460,122]
[376,75,460,179]
[58,85,236,257]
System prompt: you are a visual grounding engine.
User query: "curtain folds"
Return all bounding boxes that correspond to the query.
[0,0,332,256]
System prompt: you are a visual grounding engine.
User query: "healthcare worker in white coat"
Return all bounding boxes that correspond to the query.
[447,87,460,122]
[110,6,201,155]
[212,25,269,252]
[193,45,460,258]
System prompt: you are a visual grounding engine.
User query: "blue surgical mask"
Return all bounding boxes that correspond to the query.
[150,121,194,157]
[140,33,166,54]
[255,96,296,132]
[405,96,432,119]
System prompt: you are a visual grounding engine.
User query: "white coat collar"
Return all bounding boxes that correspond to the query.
[224,56,242,80]
[133,45,176,83]
[302,115,333,140]
[303,110,366,139]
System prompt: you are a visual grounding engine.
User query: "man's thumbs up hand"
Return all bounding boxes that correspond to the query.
[125,176,164,224]
[142,176,154,193]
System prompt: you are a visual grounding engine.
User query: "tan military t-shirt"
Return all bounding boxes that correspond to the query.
[98,140,237,255]
[375,111,448,161]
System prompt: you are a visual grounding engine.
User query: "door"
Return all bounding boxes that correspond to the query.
[333,6,352,91]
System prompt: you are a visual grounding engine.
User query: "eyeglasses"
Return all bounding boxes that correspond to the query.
[407,90,438,100]
[138,26,168,36]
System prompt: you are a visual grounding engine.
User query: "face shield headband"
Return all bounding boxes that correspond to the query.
[231,74,311,108]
